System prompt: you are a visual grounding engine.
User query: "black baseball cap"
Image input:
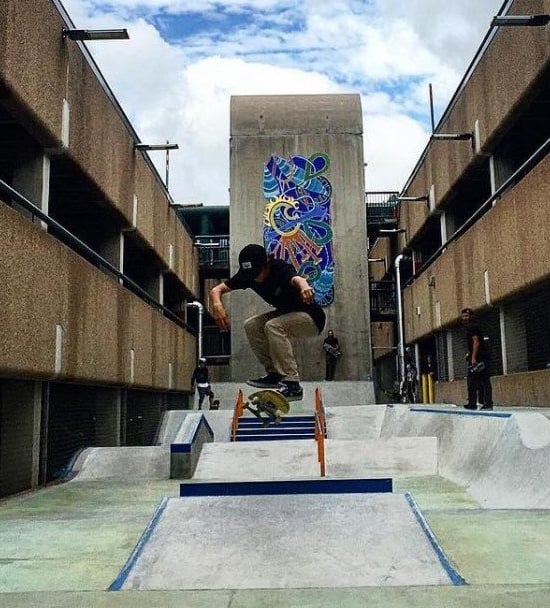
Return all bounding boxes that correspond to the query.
[235,244,267,280]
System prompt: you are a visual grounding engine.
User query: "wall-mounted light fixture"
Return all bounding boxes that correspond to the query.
[378,228,406,235]
[492,14,550,27]
[368,257,387,274]
[62,28,129,41]
[135,142,179,189]
[431,133,473,142]
[397,195,429,202]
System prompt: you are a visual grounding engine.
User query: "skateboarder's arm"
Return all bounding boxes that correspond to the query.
[291,276,314,304]
[210,282,232,330]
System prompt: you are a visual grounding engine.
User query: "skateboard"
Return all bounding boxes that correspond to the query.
[243,389,291,426]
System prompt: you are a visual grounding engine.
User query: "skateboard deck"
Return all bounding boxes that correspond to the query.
[243,389,291,426]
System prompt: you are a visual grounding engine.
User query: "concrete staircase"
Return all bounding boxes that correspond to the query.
[234,415,316,441]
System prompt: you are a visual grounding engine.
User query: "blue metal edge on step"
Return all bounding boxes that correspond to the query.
[108,496,169,591]
[180,478,393,497]
[410,407,511,419]
[404,492,466,586]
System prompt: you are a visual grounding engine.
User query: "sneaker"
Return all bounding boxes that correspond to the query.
[278,380,303,402]
[463,404,477,410]
[479,404,494,411]
[246,372,283,388]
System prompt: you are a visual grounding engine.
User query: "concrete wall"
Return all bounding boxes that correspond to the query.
[403,151,550,341]
[229,95,371,381]
[0,203,195,390]
[0,0,197,295]
[435,369,550,408]
[400,0,550,237]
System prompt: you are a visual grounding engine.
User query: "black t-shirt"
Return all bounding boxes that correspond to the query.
[466,324,489,361]
[225,259,326,333]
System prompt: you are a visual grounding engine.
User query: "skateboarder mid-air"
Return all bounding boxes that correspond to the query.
[209,244,326,401]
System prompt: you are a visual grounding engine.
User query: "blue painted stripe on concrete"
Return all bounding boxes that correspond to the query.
[236,434,315,441]
[170,443,191,453]
[410,407,511,419]
[109,496,169,591]
[180,478,393,497]
[404,492,466,586]
[170,414,214,453]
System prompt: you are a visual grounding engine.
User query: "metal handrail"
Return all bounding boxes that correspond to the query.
[405,134,550,287]
[0,178,194,333]
[231,389,244,441]
[314,387,326,477]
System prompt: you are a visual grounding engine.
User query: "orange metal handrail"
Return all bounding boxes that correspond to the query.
[314,387,326,477]
[231,389,244,441]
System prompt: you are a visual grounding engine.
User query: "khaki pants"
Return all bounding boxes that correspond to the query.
[244,311,318,381]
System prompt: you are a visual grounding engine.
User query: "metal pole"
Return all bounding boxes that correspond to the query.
[165,141,170,189]
[186,301,204,360]
[395,254,406,384]
[429,83,435,133]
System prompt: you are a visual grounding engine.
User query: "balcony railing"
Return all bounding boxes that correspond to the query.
[369,280,397,316]
[365,191,399,225]
[203,325,231,360]
[195,235,229,268]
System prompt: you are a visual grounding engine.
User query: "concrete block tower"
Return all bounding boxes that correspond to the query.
[229,94,371,382]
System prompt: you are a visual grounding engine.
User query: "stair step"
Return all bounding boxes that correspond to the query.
[238,415,315,424]
[238,421,315,429]
[236,434,315,441]
[236,427,314,435]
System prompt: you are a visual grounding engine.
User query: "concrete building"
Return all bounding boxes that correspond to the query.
[229,94,372,382]
[0,0,200,496]
[376,0,550,406]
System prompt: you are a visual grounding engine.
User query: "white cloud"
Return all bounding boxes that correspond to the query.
[58,0,504,203]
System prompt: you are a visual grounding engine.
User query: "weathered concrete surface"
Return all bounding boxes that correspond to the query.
[230,95,371,383]
[192,440,319,480]
[326,437,438,477]
[71,447,170,481]
[119,494,451,590]
[4,586,550,608]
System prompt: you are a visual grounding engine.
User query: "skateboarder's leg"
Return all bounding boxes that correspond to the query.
[264,312,317,381]
[244,311,280,373]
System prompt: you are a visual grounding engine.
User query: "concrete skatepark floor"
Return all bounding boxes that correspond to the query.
[3,389,550,606]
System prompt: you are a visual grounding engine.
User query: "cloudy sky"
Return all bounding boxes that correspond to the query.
[60,0,505,204]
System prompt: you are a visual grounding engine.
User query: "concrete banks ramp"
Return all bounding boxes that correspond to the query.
[329,404,550,509]
[114,493,455,590]
[70,447,170,481]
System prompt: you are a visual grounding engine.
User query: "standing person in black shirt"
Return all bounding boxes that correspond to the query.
[190,358,214,410]
[209,244,326,401]
[323,330,341,381]
[461,308,493,410]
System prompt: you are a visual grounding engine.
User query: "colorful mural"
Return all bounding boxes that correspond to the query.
[263,153,334,306]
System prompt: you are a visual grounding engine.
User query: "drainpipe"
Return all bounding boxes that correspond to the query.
[395,254,407,384]
[186,301,204,360]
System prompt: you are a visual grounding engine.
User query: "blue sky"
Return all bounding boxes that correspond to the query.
[60,0,505,204]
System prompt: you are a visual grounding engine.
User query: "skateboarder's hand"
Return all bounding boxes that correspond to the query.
[299,285,314,304]
[212,302,230,330]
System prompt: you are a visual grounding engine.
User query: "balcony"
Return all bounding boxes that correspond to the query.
[365,191,399,226]
[369,279,397,319]
[195,235,229,273]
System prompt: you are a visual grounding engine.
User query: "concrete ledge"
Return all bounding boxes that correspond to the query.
[180,478,392,497]
[170,414,214,479]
